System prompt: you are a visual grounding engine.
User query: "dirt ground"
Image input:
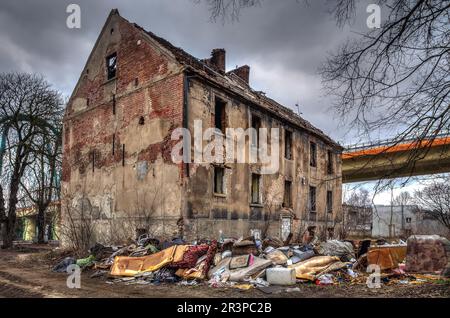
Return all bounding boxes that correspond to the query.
[0,245,448,298]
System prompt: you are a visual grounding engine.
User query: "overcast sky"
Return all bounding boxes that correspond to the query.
[0,0,374,141]
[0,0,422,204]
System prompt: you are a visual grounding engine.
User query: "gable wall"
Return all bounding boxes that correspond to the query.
[62,14,185,244]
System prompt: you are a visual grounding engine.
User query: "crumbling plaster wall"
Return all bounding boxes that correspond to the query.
[62,14,185,245]
[183,79,343,240]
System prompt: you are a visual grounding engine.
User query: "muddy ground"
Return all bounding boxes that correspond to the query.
[0,245,448,298]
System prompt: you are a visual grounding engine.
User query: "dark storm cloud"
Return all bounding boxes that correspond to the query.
[0,0,372,142]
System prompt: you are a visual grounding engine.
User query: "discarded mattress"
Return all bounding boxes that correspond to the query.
[110,245,189,277]
[288,256,342,281]
[229,256,272,282]
[171,244,210,269]
[208,255,272,282]
[265,249,288,265]
[405,235,450,275]
[368,245,407,271]
[175,241,217,280]
[176,255,209,280]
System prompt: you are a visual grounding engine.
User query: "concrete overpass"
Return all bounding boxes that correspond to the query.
[342,135,450,183]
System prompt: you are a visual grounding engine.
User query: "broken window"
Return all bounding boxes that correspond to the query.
[285,130,293,160]
[122,144,125,167]
[112,133,115,155]
[327,150,334,174]
[214,97,226,133]
[251,115,261,147]
[251,173,261,204]
[310,141,317,167]
[309,186,316,212]
[214,166,225,194]
[106,53,117,80]
[283,180,292,208]
[91,151,95,172]
[327,190,333,213]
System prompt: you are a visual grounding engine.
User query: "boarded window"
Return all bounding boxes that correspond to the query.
[283,180,292,208]
[327,190,333,213]
[251,173,261,204]
[310,142,317,167]
[285,130,293,160]
[214,97,226,133]
[327,150,334,174]
[214,167,225,194]
[309,186,316,212]
[251,115,261,147]
[106,53,117,80]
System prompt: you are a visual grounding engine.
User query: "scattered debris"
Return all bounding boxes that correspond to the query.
[51,234,450,290]
[52,257,76,273]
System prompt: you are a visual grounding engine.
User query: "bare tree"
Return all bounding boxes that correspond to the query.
[393,191,412,206]
[346,188,372,207]
[321,0,450,176]
[59,190,97,255]
[197,0,449,184]
[20,127,62,243]
[194,0,262,22]
[414,177,450,230]
[343,188,373,237]
[0,73,62,248]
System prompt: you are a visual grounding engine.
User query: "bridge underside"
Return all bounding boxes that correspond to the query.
[342,144,450,183]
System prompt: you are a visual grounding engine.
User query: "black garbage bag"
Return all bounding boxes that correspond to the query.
[52,257,76,273]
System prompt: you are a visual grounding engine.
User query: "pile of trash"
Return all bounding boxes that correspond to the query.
[52,234,450,289]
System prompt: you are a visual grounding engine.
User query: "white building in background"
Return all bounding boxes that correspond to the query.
[372,205,449,239]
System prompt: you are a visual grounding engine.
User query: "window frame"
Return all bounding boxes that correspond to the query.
[310,141,317,167]
[326,190,333,213]
[251,114,262,148]
[283,180,292,208]
[213,166,225,195]
[250,173,262,205]
[327,150,334,174]
[285,130,293,160]
[214,96,227,134]
[106,52,117,80]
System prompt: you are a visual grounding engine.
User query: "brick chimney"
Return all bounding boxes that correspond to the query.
[229,65,250,85]
[210,49,226,73]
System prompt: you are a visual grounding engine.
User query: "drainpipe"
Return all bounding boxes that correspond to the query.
[183,74,190,177]
[181,72,198,239]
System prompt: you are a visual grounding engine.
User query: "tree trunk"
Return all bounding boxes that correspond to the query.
[3,213,16,248]
[36,206,46,244]
[0,185,5,247]
[2,168,21,248]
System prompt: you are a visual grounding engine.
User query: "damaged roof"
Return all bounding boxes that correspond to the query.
[116,9,342,150]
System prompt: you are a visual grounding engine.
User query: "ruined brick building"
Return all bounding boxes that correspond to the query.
[62,9,343,244]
